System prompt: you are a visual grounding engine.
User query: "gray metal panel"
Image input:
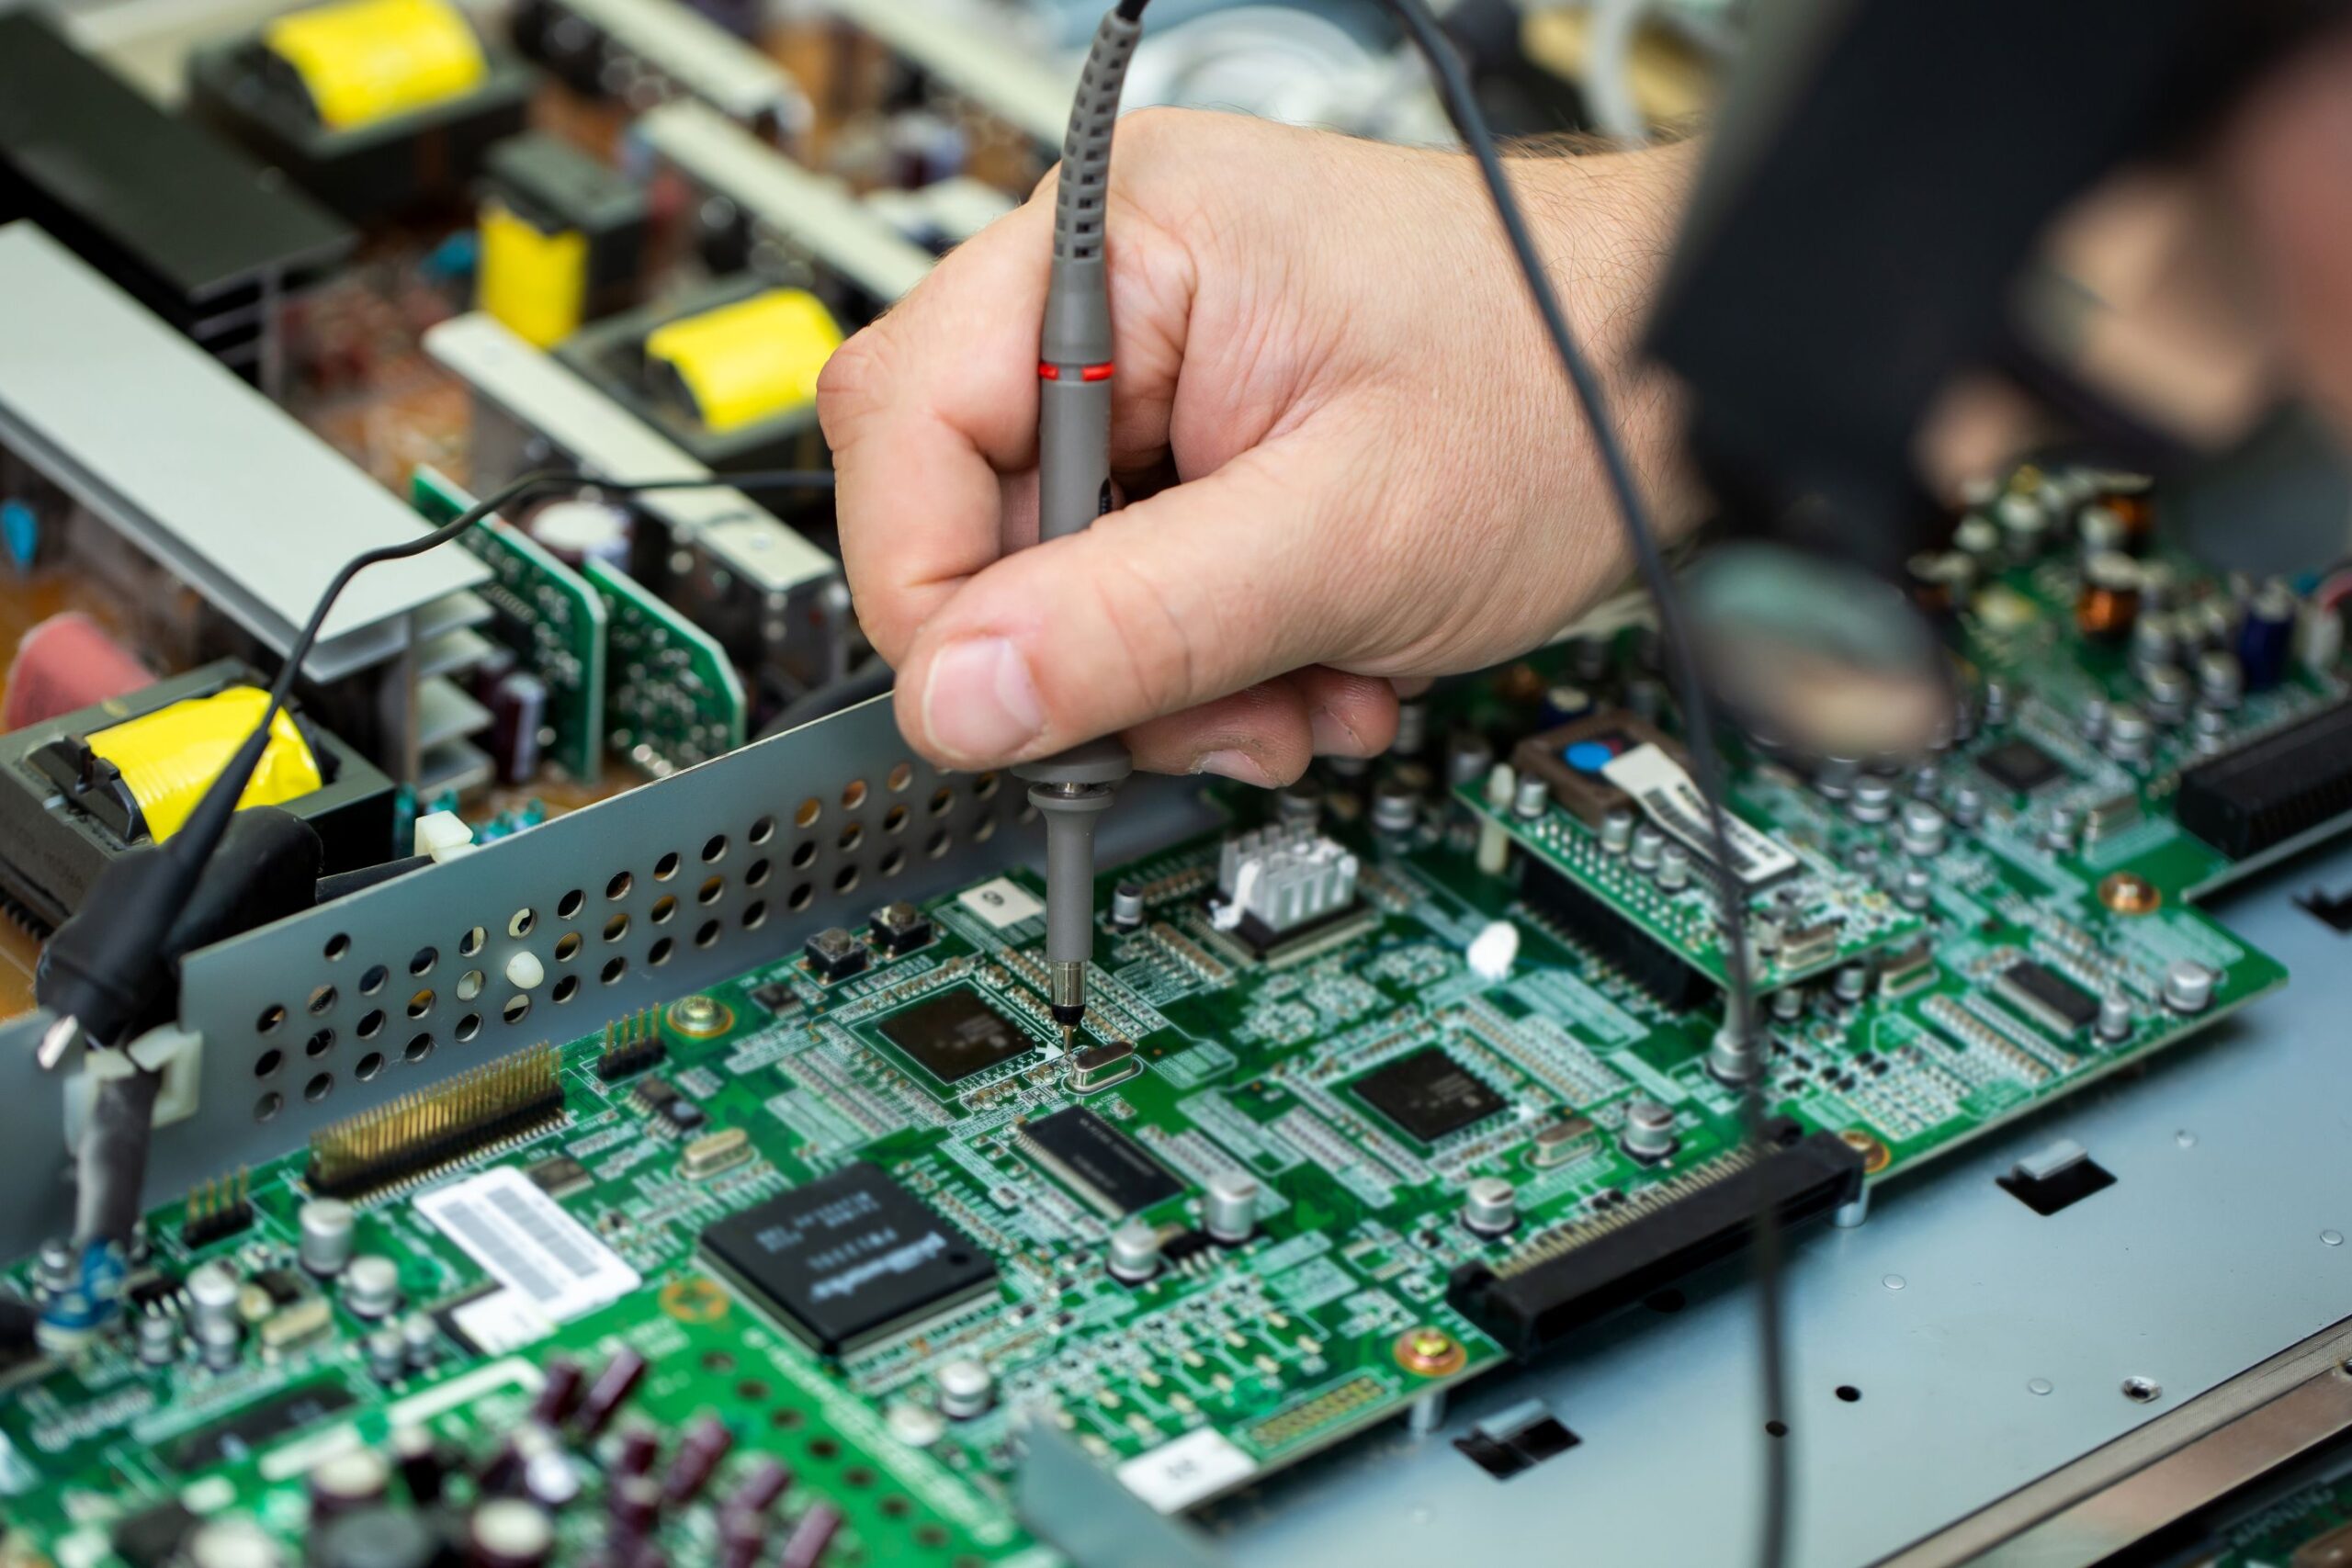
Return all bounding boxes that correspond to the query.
[555,0,808,128]
[815,0,1076,147]
[634,101,935,303]
[421,311,834,598]
[0,694,1211,1258]
[1201,837,2352,1567]
[0,223,488,682]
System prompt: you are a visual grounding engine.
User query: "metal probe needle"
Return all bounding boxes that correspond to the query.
[1015,0,1147,1043]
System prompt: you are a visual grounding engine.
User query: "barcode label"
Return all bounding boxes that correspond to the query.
[416,1167,639,1323]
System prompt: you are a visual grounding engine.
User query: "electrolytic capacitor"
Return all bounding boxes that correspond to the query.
[727,1456,794,1516]
[2075,550,2141,642]
[935,1359,995,1420]
[663,1416,735,1504]
[607,1473,663,1538]
[1476,764,1516,876]
[2237,580,2297,691]
[1621,1100,1677,1162]
[187,1262,240,1339]
[1510,774,1548,821]
[1445,729,1495,789]
[401,1314,437,1371]
[527,498,633,570]
[1894,865,1932,910]
[1108,881,1146,931]
[182,1519,288,1568]
[2098,991,2134,1043]
[1204,1170,1261,1246]
[1370,776,1419,835]
[1391,698,1429,756]
[299,1199,356,1277]
[1628,824,1665,872]
[342,1256,400,1320]
[531,1358,586,1426]
[391,1426,447,1506]
[577,1348,650,1438]
[2196,649,2244,710]
[1951,784,1985,829]
[1708,1025,1762,1083]
[308,1449,391,1517]
[1655,843,1690,891]
[1849,776,1894,823]
[136,1310,178,1366]
[2105,707,2154,763]
[1898,800,1947,857]
[1107,1218,1161,1284]
[1461,1178,1518,1236]
[612,1426,662,1478]
[718,1507,771,1568]
[367,1326,407,1382]
[2163,959,2217,1014]
[195,1315,241,1371]
[1599,806,1636,854]
[779,1503,844,1568]
[468,1499,556,1568]
[2143,658,2193,720]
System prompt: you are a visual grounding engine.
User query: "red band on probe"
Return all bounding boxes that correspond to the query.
[1036,362,1058,380]
[1080,363,1114,381]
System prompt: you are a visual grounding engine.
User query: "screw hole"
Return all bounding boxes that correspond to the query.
[2122,1376,2162,1404]
[1834,1385,1861,1404]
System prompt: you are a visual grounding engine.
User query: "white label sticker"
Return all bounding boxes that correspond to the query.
[957,876,1045,929]
[448,1288,560,1354]
[1116,1427,1258,1514]
[1600,742,1799,886]
[416,1167,639,1323]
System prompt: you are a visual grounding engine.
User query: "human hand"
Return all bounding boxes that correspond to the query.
[819,108,1698,785]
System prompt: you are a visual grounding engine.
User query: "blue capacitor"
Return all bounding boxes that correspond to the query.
[2235,581,2297,691]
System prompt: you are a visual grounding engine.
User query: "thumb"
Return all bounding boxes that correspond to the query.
[889,441,1369,769]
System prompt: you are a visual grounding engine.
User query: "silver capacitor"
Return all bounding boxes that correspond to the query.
[195,1315,241,1372]
[1391,699,1429,757]
[1461,1178,1518,1237]
[1204,1170,1261,1246]
[2196,649,2243,710]
[1599,807,1636,854]
[367,1326,407,1382]
[2163,959,2217,1014]
[1707,1025,1762,1084]
[183,1520,287,1568]
[1511,775,1549,821]
[2098,990,2133,1043]
[1370,777,1419,835]
[2105,706,2154,764]
[1951,784,1985,829]
[343,1255,400,1320]
[1108,881,1146,931]
[1897,800,1947,857]
[1771,987,1805,1023]
[186,1262,240,1340]
[1894,865,1932,911]
[1849,776,1895,824]
[136,1310,179,1366]
[1656,844,1691,892]
[299,1198,356,1277]
[1107,1219,1161,1284]
[2142,662,2191,723]
[401,1314,438,1371]
[935,1358,996,1420]
[1628,824,1665,873]
[1620,1100,1678,1162]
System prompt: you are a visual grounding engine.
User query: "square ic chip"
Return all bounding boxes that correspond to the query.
[876,988,1034,1083]
[1350,1049,1506,1145]
[1019,1106,1183,1218]
[698,1162,998,1356]
[1977,738,2064,795]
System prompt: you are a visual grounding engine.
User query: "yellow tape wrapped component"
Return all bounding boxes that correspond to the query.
[85,687,324,843]
[479,200,587,349]
[262,0,487,131]
[644,289,843,434]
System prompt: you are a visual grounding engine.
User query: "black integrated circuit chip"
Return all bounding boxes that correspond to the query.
[1977,738,2065,794]
[168,1383,356,1471]
[1019,1106,1184,1217]
[1996,959,2100,1035]
[699,1162,998,1356]
[1351,1049,1507,1145]
[526,1154,594,1199]
[876,988,1034,1083]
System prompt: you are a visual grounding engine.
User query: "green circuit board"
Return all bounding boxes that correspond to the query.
[586,556,748,777]
[2,470,2336,1564]
[2212,1468,2352,1565]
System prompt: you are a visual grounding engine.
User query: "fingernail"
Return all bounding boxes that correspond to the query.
[1195,749,1275,787]
[922,637,1045,761]
[1309,705,1366,756]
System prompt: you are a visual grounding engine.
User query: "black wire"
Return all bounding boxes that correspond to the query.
[1369,6,1788,1563]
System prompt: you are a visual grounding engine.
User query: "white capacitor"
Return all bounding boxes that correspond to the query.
[343,1255,401,1319]
[1461,1178,1518,1236]
[527,498,633,570]
[1204,1170,1261,1246]
[299,1198,356,1277]
[1465,920,1519,982]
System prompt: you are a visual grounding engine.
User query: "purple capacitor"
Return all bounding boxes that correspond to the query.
[779,1503,844,1568]
[577,1348,649,1438]
[611,1425,662,1478]
[717,1506,769,1568]
[532,1359,586,1425]
[661,1416,734,1504]
[392,1426,447,1506]
[726,1456,793,1515]
[607,1472,663,1538]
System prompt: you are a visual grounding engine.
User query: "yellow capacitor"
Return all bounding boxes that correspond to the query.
[262,0,487,131]
[479,199,588,348]
[85,688,323,843]
[644,289,843,434]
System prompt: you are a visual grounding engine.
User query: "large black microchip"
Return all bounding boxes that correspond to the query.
[1996,959,2100,1035]
[1351,1049,1507,1145]
[1020,1106,1184,1218]
[699,1162,998,1356]
[1977,738,2064,795]
[876,988,1034,1083]
[168,1383,356,1471]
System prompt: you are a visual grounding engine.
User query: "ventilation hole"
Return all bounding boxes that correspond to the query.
[650,895,677,925]
[975,771,1000,799]
[698,875,725,906]
[740,899,766,930]
[508,908,537,938]
[883,804,908,834]
[257,1004,287,1036]
[1835,1385,1861,1404]
[929,785,954,818]
[1765,1420,1789,1438]
[410,946,436,977]
[356,1052,384,1081]
[604,913,630,943]
[833,864,861,894]
[881,849,906,877]
[360,964,388,996]
[607,871,633,900]
[811,1438,842,1461]
[457,969,485,1002]
[787,883,814,911]
[357,1010,384,1041]
[791,840,817,869]
[409,989,437,1020]
[972,816,997,844]
[305,1029,334,1058]
[601,956,628,985]
[750,814,776,845]
[796,796,821,829]
[304,1072,334,1104]
[456,1013,481,1043]
[503,994,531,1024]
[553,975,579,1003]
[655,851,681,881]
[695,919,721,949]
[254,1048,283,1079]
[458,926,485,958]
[254,1092,282,1123]
[887,761,913,793]
[842,780,868,811]
[558,887,585,919]
[838,823,864,853]
[926,830,952,860]
[555,932,582,962]
[323,932,350,961]
[649,937,674,966]
[405,1033,435,1064]
[702,833,729,863]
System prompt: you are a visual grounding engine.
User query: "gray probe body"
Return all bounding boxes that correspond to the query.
[1017,0,1146,1028]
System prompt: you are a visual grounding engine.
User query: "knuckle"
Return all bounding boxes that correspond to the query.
[814,328,889,440]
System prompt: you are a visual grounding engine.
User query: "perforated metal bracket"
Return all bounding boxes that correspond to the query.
[0,695,1211,1258]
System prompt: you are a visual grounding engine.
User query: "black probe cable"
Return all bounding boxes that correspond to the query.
[39,468,834,1251]
[1363,7,1789,1565]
